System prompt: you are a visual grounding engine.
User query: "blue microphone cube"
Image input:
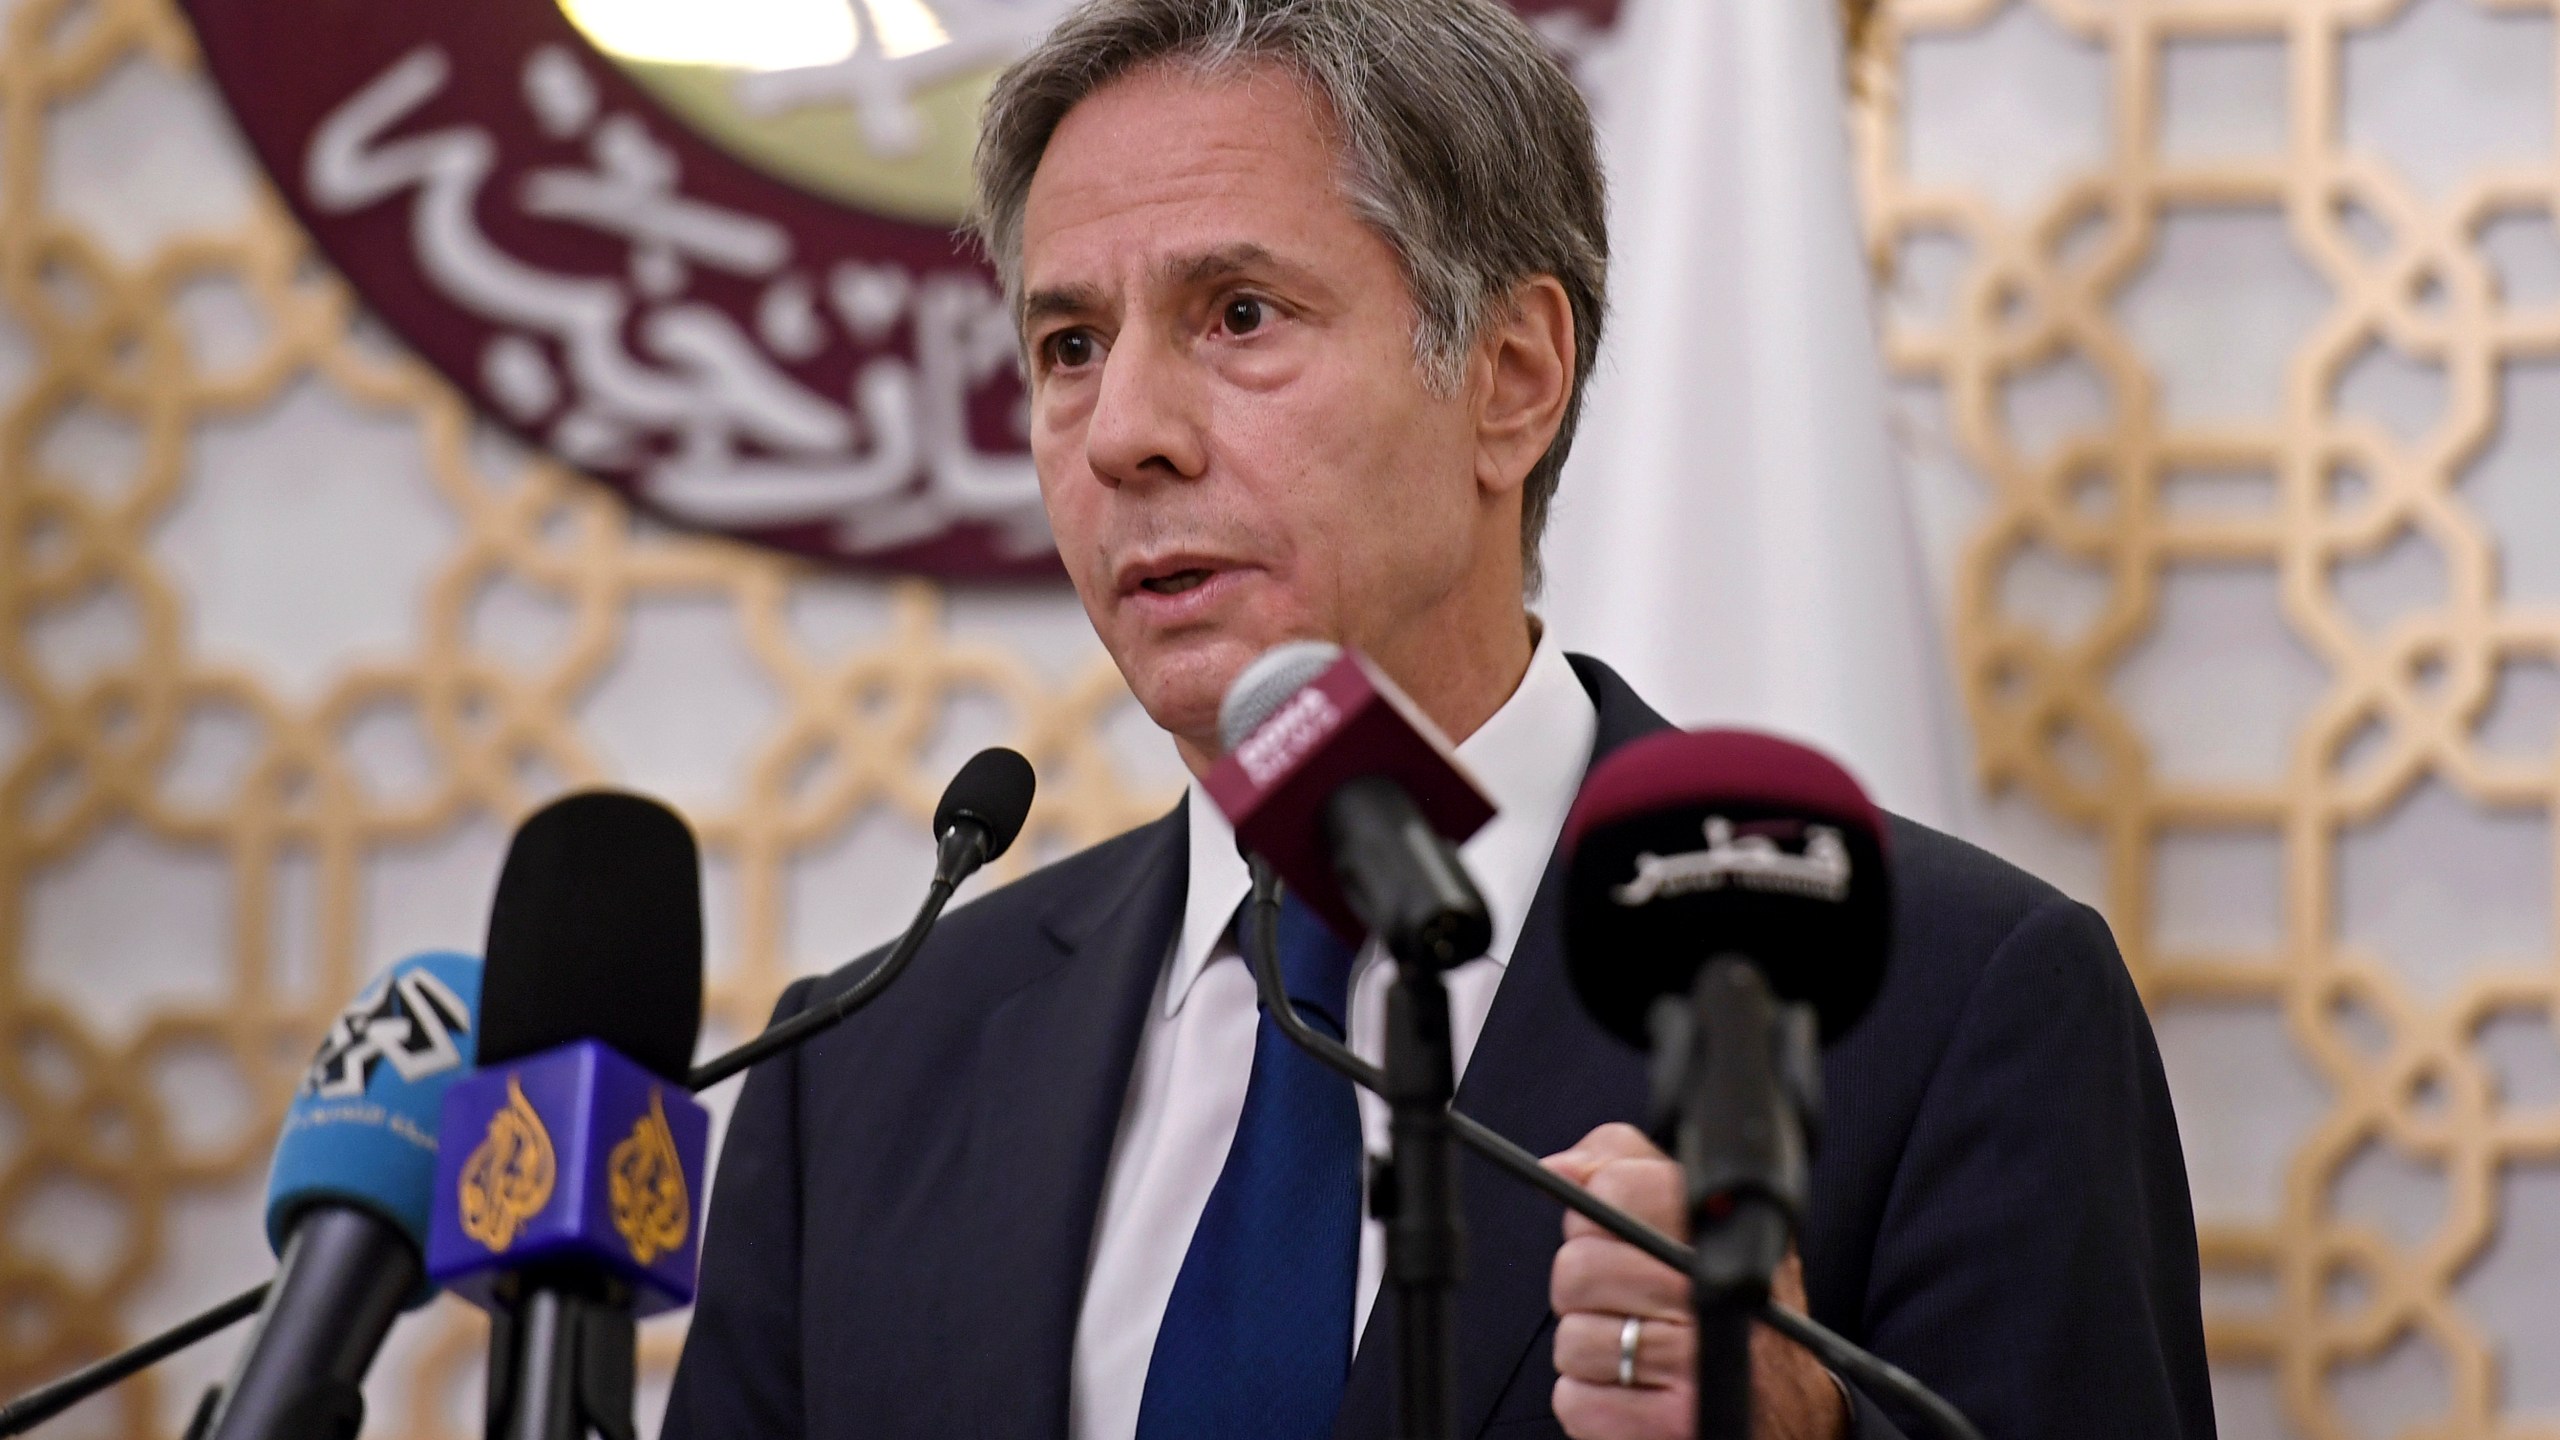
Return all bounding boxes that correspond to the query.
[427,1040,709,1316]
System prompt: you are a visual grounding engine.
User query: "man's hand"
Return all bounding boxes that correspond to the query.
[1544,1123,1848,1440]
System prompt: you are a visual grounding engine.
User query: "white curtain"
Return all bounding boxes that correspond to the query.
[1542,0,1965,832]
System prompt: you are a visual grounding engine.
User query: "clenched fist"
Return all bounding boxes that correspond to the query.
[1544,1124,1848,1440]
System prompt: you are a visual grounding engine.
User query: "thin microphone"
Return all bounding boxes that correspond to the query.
[934,745,1037,877]
[686,746,1035,1089]
[197,951,485,1440]
[1207,643,1492,966]
[0,755,1038,1434]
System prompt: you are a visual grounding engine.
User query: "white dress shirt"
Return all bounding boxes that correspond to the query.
[1068,637,1600,1440]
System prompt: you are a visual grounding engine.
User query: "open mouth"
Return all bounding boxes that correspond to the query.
[1140,568,1214,596]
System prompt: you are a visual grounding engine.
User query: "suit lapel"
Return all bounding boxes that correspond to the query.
[1336,655,1670,1439]
[947,803,1189,1440]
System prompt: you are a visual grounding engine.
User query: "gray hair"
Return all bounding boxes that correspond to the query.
[967,0,1609,592]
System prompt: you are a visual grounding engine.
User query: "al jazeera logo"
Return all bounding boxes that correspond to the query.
[610,1088,692,1265]
[459,1075,558,1252]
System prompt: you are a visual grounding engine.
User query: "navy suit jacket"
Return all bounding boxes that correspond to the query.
[665,656,2215,1440]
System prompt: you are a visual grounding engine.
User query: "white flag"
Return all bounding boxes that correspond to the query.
[1542,0,1965,831]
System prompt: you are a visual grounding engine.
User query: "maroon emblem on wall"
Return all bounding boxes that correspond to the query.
[181,0,1620,580]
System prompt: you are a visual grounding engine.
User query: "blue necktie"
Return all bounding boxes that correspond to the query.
[1135,894,1365,1439]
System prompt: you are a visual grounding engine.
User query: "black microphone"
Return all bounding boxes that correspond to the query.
[1561,727,1893,1440]
[442,790,704,1440]
[476,792,705,1080]
[686,746,1035,1089]
[444,757,1031,1436]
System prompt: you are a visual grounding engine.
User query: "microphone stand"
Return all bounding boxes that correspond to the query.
[1248,859,1469,1440]
[480,819,1001,1440]
[1240,877,1983,1440]
[1651,959,1820,1440]
[1379,963,1461,1440]
[684,821,980,1090]
[1374,911,1470,1440]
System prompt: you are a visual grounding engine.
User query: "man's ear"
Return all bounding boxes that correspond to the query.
[1472,275,1576,499]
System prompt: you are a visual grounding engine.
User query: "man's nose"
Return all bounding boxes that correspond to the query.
[1085,326,1209,487]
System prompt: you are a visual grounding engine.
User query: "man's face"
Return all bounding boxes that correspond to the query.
[1017,62,1499,765]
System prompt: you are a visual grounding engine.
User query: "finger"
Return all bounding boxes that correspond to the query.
[1564,1153,1686,1243]
[1551,1233,1690,1320]
[1554,1310,1695,1390]
[1542,1151,1602,1188]
[1553,1375,1693,1440]
[1542,1122,1657,1187]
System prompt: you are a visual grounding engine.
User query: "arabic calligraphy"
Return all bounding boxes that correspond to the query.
[458,1075,558,1252]
[304,41,1051,561]
[1612,817,1854,907]
[607,1088,691,1265]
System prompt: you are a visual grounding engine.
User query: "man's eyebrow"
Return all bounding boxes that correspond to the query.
[1018,245,1323,332]
[1158,243,1305,290]
[1021,282,1108,329]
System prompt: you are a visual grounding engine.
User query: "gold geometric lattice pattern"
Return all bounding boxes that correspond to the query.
[1857,0,2560,1433]
[0,0,1172,1433]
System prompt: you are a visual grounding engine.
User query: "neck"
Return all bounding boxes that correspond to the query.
[1171,607,1538,778]
[1368,607,1539,753]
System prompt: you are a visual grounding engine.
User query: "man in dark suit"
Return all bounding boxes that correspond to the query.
[664,1,2216,1437]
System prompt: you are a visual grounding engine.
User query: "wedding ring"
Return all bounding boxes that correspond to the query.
[1616,1314,1643,1388]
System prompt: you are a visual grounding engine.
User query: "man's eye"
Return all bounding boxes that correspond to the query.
[1221,297,1267,336]
[1045,331,1098,369]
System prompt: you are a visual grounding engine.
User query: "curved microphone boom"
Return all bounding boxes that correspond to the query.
[0,1285,269,1437]
[687,746,1035,1089]
[0,753,1037,1435]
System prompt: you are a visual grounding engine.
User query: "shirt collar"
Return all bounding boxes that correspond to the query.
[1169,633,1601,1018]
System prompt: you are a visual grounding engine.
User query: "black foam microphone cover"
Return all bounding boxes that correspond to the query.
[934,747,1037,863]
[1562,729,1891,1047]
[480,790,703,1082]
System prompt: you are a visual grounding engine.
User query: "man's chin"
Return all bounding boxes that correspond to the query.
[1119,637,1272,756]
